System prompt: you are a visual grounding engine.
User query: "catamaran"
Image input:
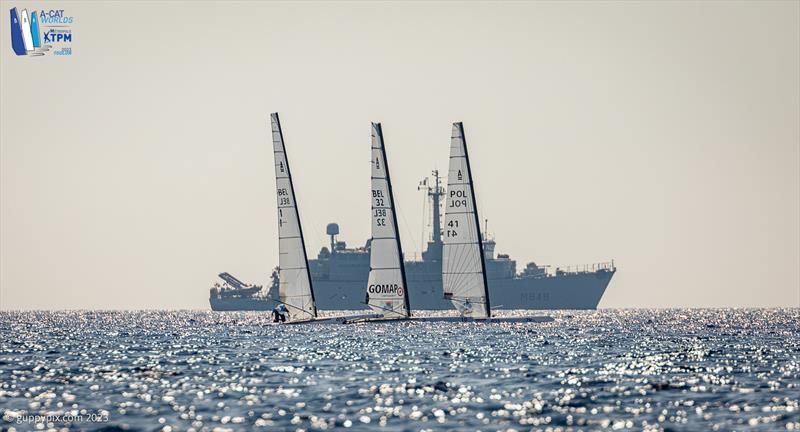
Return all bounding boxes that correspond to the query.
[268,113,360,325]
[439,122,551,323]
[269,112,319,323]
[343,123,413,323]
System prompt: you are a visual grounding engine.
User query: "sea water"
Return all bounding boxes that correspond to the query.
[1,309,798,431]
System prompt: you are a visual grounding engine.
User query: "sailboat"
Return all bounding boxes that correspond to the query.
[344,123,413,323]
[441,122,552,323]
[269,112,318,323]
[268,113,356,325]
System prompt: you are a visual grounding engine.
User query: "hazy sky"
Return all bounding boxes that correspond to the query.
[1,1,798,310]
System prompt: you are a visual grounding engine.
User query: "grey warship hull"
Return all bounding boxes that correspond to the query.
[209,267,614,311]
[310,270,613,310]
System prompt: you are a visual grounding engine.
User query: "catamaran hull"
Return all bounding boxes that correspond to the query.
[415,316,554,323]
[343,316,554,324]
[209,270,614,311]
[270,316,356,325]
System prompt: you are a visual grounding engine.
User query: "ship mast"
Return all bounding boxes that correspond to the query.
[430,170,443,245]
[419,170,445,261]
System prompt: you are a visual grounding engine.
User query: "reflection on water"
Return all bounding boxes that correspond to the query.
[1,309,798,430]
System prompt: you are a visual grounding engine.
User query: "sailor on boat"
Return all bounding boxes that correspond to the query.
[461,299,474,316]
[272,304,288,323]
[267,113,388,325]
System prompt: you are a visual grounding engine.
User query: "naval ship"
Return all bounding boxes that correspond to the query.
[210,170,615,311]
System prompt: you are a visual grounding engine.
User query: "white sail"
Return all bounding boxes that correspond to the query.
[442,122,491,318]
[271,113,317,321]
[366,123,411,318]
[20,10,34,52]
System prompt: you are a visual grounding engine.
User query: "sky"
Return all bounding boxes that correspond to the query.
[1,1,798,310]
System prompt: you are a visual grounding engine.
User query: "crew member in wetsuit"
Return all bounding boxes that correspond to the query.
[272,304,288,323]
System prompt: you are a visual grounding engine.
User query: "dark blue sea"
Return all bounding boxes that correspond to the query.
[1,309,798,431]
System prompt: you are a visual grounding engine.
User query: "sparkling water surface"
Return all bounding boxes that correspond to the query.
[1,309,798,431]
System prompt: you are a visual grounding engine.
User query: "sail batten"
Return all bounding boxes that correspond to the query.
[365,123,411,318]
[442,122,491,318]
[271,113,317,321]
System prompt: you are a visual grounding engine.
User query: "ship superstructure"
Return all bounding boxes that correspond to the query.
[209,272,268,310]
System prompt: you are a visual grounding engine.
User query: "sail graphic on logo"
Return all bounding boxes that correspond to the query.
[365,123,412,318]
[20,9,34,52]
[271,113,318,322]
[442,122,491,319]
[30,10,40,48]
[10,8,26,55]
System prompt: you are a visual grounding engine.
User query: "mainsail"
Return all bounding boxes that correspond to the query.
[442,122,491,318]
[271,113,317,321]
[365,123,411,318]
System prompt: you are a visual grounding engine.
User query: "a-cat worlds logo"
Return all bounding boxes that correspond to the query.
[9,7,73,57]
